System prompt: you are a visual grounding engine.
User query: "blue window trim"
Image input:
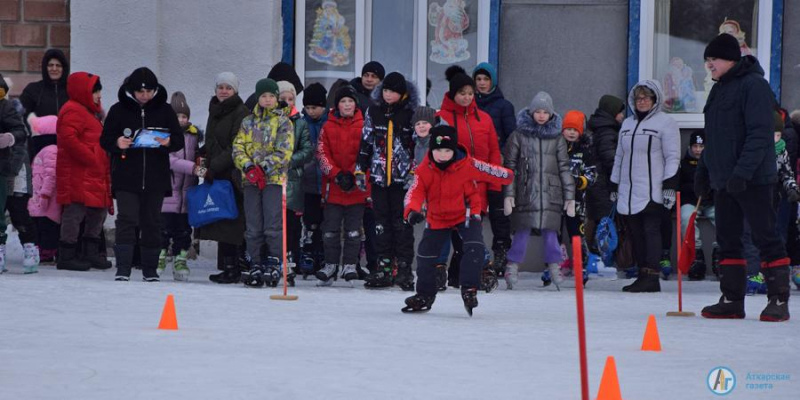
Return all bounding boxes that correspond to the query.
[627,0,783,97]
[282,0,501,68]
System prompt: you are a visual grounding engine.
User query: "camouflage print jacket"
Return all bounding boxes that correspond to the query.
[233,105,294,186]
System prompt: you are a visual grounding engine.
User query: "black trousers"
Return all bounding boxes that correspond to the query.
[362,207,378,268]
[487,190,511,252]
[624,202,663,271]
[322,204,365,265]
[302,193,324,255]
[6,194,37,244]
[416,220,484,296]
[660,206,672,252]
[115,191,165,249]
[34,216,59,250]
[371,183,414,264]
[287,208,302,260]
[715,185,786,263]
[161,212,192,253]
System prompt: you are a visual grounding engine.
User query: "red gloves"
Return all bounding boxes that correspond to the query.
[245,164,267,190]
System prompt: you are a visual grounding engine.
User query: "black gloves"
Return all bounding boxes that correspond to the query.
[407,211,425,225]
[335,171,355,191]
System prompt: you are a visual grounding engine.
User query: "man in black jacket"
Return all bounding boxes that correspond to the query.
[695,34,790,322]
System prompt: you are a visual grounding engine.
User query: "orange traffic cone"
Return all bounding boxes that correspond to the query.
[640,314,661,351]
[158,294,178,330]
[596,356,622,400]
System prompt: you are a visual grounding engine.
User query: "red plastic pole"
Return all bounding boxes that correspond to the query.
[676,192,683,312]
[573,236,589,400]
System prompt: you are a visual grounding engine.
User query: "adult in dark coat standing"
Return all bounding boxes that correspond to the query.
[20,49,70,158]
[195,72,250,284]
[349,61,384,113]
[695,34,790,322]
[101,67,185,281]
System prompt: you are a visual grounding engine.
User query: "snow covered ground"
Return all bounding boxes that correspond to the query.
[1,238,798,400]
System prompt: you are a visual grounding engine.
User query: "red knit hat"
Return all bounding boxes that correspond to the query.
[562,110,586,135]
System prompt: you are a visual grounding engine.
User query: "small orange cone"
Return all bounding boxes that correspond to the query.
[640,314,661,351]
[158,294,178,330]
[596,356,623,400]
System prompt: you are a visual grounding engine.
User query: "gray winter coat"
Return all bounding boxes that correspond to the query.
[503,110,574,232]
[611,80,680,215]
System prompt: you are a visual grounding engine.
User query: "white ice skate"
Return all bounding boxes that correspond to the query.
[23,243,39,274]
[505,262,519,290]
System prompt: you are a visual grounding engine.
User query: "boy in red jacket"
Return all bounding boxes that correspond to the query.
[316,86,370,285]
[403,125,513,315]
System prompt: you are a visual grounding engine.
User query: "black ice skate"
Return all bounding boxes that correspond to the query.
[401,294,436,313]
[480,264,498,293]
[461,287,478,317]
[242,263,265,288]
[435,263,448,292]
[263,257,282,288]
[394,262,415,291]
[364,259,393,289]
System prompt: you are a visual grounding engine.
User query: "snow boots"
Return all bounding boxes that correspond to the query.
[701,295,746,319]
[622,267,661,292]
[57,242,91,271]
[209,256,241,284]
[760,266,790,322]
[83,238,111,270]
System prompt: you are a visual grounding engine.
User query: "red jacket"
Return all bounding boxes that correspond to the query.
[56,72,111,208]
[438,95,503,209]
[404,146,513,230]
[317,108,370,206]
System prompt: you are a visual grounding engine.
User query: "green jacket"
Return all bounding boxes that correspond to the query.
[288,113,312,211]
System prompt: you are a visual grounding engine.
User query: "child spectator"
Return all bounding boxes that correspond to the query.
[679,130,718,280]
[299,82,329,277]
[27,114,60,265]
[279,80,313,284]
[472,62,516,150]
[561,110,596,280]
[502,92,575,290]
[402,125,513,314]
[156,92,202,281]
[356,72,418,290]
[233,78,294,288]
[411,106,437,165]
[316,85,370,285]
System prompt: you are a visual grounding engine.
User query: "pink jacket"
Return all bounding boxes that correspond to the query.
[29,144,62,223]
[162,125,200,214]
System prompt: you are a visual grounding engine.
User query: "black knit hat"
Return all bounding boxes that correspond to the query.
[429,125,458,152]
[303,82,327,107]
[704,34,742,62]
[126,67,158,92]
[598,94,625,116]
[361,61,386,80]
[382,72,407,96]
[335,85,359,108]
[689,130,705,146]
[445,65,474,100]
[267,62,304,94]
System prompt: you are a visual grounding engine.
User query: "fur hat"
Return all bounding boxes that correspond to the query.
[303,82,327,107]
[562,110,586,135]
[170,91,190,118]
[704,33,742,62]
[277,80,296,97]
[126,67,159,92]
[215,71,240,93]
[529,91,554,115]
[361,61,386,80]
[412,106,437,126]
[382,72,407,96]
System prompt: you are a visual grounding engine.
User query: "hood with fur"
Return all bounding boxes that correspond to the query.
[515,109,562,139]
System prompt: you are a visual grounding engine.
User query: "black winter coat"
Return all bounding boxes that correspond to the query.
[585,108,620,220]
[476,87,516,149]
[19,49,69,158]
[100,85,185,196]
[0,99,27,178]
[679,150,713,208]
[349,77,375,114]
[698,56,777,189]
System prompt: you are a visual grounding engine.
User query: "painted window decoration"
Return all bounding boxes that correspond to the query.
[427,0,478,108]
[653,0,758,114]
[306,0,355,71]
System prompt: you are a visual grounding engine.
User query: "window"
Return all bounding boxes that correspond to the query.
[636,0,775,128]
[294,0,491,107]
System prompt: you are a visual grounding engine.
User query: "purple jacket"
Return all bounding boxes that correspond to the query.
[162,125,200,214]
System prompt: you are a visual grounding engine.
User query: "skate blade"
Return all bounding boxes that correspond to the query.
[270,294,299,301]
[464,305,473,317]
[401,306,431,313]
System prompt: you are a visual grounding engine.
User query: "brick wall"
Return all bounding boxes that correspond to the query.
[0,0,70,96]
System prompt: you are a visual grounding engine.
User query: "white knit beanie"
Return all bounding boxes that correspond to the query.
[215,71,240,93]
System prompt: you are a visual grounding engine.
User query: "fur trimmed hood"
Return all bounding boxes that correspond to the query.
[516,109,562,139]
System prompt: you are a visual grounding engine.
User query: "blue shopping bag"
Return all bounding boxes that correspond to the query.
[596,204,618,265]
[186,180,239,228]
